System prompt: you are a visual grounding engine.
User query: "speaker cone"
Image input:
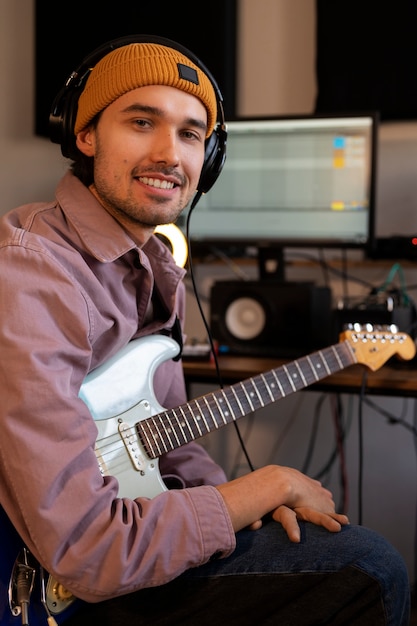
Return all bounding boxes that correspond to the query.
[224,296,266,340]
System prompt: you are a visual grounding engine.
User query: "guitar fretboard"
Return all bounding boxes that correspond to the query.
[137,340,356,459]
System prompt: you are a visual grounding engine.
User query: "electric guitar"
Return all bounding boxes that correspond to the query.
[1,326,415,625]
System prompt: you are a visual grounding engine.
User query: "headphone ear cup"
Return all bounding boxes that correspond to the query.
[49,85,82,160]
[198,125,227,194]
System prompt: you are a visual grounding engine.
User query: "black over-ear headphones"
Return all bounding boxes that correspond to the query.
[49,34,227,194]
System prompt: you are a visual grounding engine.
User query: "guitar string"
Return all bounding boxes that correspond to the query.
[94,342,356,468]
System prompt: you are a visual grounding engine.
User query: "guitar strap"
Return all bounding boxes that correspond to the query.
[170,315,183,362]
[148,285,183,362]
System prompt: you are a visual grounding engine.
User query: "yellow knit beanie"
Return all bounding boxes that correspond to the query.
[74,43,218,137]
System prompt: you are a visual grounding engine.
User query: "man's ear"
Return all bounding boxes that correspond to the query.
[76,129,95,156]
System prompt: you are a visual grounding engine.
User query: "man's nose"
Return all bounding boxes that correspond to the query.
[151,131,180,165]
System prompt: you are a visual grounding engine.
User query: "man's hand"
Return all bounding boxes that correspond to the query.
[216,464,349,539]
[272,504,349,542]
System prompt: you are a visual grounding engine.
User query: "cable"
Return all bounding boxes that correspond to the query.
[208,246,253,281]
[305,392,352,514]
[285,248,376,291]
[264,393,307,467]
[331,393,349,514]
[362,396,416,434]
[301,394,326,476]
[356,369,369,525]
[229,412,256,479]
[185,193,255,472]
[375,262,411,307]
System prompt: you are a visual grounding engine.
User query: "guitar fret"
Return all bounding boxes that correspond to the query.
[218,389,231,418]
[213,390,237,426]
[207,394,228,426]
[156,413,175,453]
[277,367,296,395]
[270,369,286,397]
[169,409,189,446]
[221,387,243,419]
[345,340,356,362]
[202,395,221,430]
[294,360,308,387]
[342,344,355,368]
[211,392,229,425]
[264,371,283,401]
[318,350,332,376]
[230,385,245,416]
[239,380,261,411]
[283,364,297,392]
[181,403,203,438]
[238,381,256,412]
[147,416,166,456]
[177,405,196,440]
[296,356,319,386]
[331,345,344,370]
[193,398,211,434]
[174,404,195,440]
[137,420,156,457]
[213,391,228,421]
[260,373,275,402]
[306,354,320,381]
[250,378,265,408]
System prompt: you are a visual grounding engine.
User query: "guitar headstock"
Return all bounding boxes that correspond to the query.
[340,324,416,371]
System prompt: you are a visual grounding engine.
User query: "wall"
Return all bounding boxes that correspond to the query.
[0,0,68,212]
[237,0,317,116]
[1,0,417,585]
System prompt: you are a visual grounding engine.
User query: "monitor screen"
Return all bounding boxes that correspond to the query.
[178,113,378,254]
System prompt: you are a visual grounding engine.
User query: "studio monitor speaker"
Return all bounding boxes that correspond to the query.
[210,280,333,358]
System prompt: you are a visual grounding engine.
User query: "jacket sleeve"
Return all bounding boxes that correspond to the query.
[0,242,236,605]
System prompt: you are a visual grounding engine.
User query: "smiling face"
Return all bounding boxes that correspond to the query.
[75,84,207,244]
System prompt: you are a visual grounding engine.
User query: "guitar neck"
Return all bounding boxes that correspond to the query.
[137,340,356,459]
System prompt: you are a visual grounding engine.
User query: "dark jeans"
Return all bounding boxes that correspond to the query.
[64,521,410,625]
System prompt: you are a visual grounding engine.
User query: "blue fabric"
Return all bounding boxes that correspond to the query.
[64,521,410,625]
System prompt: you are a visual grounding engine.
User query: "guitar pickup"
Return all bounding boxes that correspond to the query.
[118,416,147,472]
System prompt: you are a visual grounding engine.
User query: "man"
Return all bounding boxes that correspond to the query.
[0,35,410,625]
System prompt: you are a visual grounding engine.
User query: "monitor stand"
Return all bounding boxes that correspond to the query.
[258,246,286,282]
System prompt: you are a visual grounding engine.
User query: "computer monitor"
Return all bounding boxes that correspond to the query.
[178,113,378,260]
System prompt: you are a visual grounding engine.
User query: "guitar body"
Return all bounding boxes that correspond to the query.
[80,334,180,499]
[0,328,414,625]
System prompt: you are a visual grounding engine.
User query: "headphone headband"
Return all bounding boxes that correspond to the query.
[49,34,227,194]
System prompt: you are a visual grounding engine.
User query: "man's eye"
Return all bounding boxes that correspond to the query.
[183,131,200,140]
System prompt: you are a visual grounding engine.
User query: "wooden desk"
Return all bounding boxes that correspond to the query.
[183,355,417,398]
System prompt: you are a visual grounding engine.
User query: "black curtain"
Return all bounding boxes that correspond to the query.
[315,1,417,121]
[35,0,237,137]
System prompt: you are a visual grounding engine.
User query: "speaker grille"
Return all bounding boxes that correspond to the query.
[210,280,333,358]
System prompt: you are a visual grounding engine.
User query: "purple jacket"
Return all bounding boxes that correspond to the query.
[0,172,234,603]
